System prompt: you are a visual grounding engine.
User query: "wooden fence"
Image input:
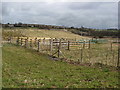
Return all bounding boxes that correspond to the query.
[3,36,119,67]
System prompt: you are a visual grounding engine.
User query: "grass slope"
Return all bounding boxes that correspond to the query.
[2,44,119,88]
[3,28,89,39]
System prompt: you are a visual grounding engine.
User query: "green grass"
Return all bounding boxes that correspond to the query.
[2,27,118,66]
[45,43,118,67]
[2,44,119,88]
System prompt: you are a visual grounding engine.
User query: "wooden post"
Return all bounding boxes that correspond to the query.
[21,38,23,46]
[25,38,28,48]
[50,38,53,53]
[117,48,120,68]
[43,38,45,45]
[56,38,58,47]
[37,39,41,52]
[112,51,115,65]
[88,40,91,49]
[83,41,85,49]
[67,41,70,50]
[110,41,113,51]
[88,49,91,61]
[80,49,83,62]
[58,39,61,58]
[34,37,37,46]
[24,39,27,48]
[16,37,20,45]
[30,39,32,48]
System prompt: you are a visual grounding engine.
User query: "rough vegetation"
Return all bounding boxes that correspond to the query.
[2,44,119,88]
[2,27,119,88]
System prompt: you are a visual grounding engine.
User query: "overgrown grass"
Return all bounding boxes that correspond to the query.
[2,28,89,39]
[2,28,24,39]
[41,42,118,67]
[2,44,119,88]
[3,28,118,66]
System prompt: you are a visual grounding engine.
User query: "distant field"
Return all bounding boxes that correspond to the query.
[2,28,89,40]
[2,28,118,67]
[2,44,119,88]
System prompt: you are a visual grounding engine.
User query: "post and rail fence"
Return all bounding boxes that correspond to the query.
[2,36,119,67]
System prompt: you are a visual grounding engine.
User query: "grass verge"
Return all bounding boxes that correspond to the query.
[2,44,119,88]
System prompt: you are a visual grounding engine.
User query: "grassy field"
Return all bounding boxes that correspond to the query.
[2,28,118,67]
[23,40,118,67]
[55,43,118,66]
[2,28,89,39]
[2,44,119,88]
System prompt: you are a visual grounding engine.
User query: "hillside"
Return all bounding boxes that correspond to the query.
[2,23,119,38]
[2,44,119,88]
[2,28,89,40]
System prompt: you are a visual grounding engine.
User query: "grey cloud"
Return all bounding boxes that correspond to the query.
[2,2,118,29]
[66,2,103,10]
[2,3,10,16]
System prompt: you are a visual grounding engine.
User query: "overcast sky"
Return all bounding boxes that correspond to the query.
[2,2,118,29]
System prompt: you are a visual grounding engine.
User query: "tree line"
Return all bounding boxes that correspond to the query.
[2,22,119,38]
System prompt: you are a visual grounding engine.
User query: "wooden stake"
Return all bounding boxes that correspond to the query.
[67,41,70,50]
[117,47,120,67]
[16,37,20,45]
[80,49,83,62]
[21,38,23,46]
[88,49,91,61]
[50,38,53,53]
[58,39,61,58]
[34,37,37,46]
[43,38,45,45]
[25,38,28,48]
[24,39,27,48]
[83,41,85,49]
[30,39,32,48]
[112,51,115,64]
[37,39,41,52]
[110,41,113,51]
[88,40,91,49]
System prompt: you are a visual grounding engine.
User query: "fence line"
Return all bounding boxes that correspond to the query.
[3,36,119,67]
